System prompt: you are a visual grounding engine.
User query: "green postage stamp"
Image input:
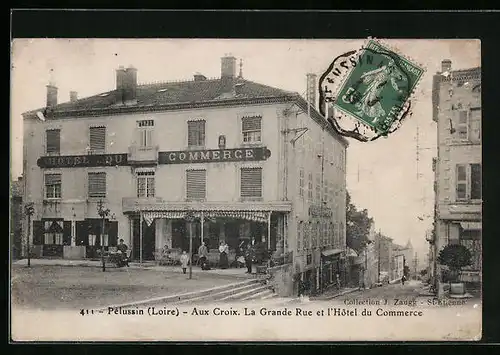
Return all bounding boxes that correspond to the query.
[320,39,425,141]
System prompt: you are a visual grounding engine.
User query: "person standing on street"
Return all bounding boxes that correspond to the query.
[198,242,209,270]
[180,251,189,274]
[244,243,253,274]
[219,241,229,269]
[402,274,407,286]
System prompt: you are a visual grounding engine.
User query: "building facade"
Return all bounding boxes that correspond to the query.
[22,56,348,294]
[432,60,482,292]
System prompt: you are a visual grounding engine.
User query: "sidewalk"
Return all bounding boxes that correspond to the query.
[309,287,359,301]
[12,257,255,279]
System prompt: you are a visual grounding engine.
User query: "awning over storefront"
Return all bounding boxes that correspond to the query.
[459,222,482,231]
[142,210,271,226]
[321,249,343,258]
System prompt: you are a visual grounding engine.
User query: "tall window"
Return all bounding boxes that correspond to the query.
[307,173,313,202]
[299,168,305,198]
[188,120,205,147]
[46,129,60,155]
[43,220,64,245]
[240,168,262,198]
[242,115,262,143]
[457,110,469,140]
[186,169,206,200]
[456,164,481,201]
[304,223,311,250]
[45,173,61,199]
[88,172,106,198]
[312,222,320,248]
[137,120,154,147]
[137,171,155,198]
[89,126,106,152]
[469,108,481,143]
[323,179,329,203]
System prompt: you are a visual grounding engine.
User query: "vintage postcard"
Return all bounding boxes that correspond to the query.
[10,38,482,341]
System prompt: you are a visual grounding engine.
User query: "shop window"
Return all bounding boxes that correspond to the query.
[242,115,262,143]
[88,172,106,198]
[89,126,106,152]
[45,173,62,199]
[188,120,205,147]
[43,220,64,245]
[240,168,262,198]
[46,129,60,155]
[186,169,206,200]
[460,229,481,271]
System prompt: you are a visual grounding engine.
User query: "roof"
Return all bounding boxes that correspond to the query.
[23,76,349,146]
[24,77,296,117]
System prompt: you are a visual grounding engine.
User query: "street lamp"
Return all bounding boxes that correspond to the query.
[97,199,111,272]
[24,202,35,267]
[184,211,196,280]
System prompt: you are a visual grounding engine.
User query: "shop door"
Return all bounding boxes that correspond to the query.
[132,218,156,261]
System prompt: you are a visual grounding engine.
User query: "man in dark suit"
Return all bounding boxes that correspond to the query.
[244,244,254,274]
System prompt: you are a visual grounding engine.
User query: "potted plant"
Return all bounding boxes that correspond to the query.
[437,244,472,296]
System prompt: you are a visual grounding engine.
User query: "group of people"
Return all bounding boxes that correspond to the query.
[177,240,257,275]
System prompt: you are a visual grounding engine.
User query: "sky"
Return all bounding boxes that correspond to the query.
[10,39,481,261]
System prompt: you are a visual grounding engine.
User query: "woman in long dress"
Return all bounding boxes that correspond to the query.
[218,241,229,269]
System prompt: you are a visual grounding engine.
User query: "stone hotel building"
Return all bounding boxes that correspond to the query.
[22,56,348,294]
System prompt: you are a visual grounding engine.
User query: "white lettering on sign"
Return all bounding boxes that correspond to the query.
[179,152,186,161]
[213,151,220,159]
[245,150,254,159]
[189,152,199,161]
[169,153,176,161]
[235,150,242,159]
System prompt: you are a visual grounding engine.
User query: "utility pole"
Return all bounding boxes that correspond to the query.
[24,202,35,267]
[413,252,418,280]
[185,211,195,280]
[377,232,381,283]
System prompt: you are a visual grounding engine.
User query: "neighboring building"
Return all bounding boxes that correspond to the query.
[431,59,482,293]
[392,239,414,279]
[10,176,24,259]
[374,233,393,281]
[392,252,405,282]
[22,56,348,295]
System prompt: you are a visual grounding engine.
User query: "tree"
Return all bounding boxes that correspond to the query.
[346,191,374,253]
[437,244,472,283]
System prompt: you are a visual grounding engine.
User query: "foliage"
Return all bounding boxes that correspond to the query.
[346,191,374,253]
[419,269,428,276]
[437,244,472,282]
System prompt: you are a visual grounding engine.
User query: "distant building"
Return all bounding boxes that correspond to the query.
[374,233,393,281]
[431,59,482,293]
[10,176,24,259]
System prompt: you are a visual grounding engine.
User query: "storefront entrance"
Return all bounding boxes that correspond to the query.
[132,218,156,261]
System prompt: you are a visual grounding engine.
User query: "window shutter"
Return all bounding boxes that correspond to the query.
[33,221,44,245]
[188,121,205,146]
[63,221,72,246]
[108,221,118,246]
[241,168,262,198]
[186,169,206,199]
[89,126,106,151]
[470,164,481,199]
[46,129,60,154]
[242,116,262,131]
[88,172,106,198]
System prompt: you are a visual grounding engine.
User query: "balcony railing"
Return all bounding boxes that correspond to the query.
[127,145,159,165]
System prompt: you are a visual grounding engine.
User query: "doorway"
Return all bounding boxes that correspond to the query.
[132,218,156,261]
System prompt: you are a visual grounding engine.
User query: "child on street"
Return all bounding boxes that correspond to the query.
[180,251,189,274]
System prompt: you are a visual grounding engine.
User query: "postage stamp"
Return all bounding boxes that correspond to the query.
[319,39,425,141]
[10,36,482,342]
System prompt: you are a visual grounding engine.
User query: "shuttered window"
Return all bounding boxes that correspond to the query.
[457,110,469,139]
[307,173,313,201]
[46,129,60,154]
[297,222,303,251]
[188,120,205,147]
[45,173,61,199]
[89,126,106,152]
[240,167,262,198]
[88,172,106,198]
[242,116,262,143]
[469,109,481,143]
[299,168,305,198]
[137,120,154,147]
[186,169,206,200]
[456,164,467,200]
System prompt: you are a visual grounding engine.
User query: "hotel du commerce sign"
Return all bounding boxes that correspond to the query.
[36,147,271,168]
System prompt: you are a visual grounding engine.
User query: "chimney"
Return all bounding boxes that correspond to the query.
[70,91,78,103]
[441,59,452,73]
[116,65,137,103]
[221,55,237,79]
[306,73,317,109]
[46,83,58,107]
[194,73,207,81]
